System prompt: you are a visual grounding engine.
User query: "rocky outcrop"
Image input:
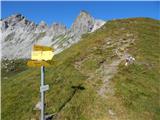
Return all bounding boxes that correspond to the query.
[35,21,48,33]
[91,19,105,32]
[1,11,106,59]
[71,10,95,34]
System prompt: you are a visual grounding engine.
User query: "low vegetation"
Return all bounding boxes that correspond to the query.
[1,18,160,120]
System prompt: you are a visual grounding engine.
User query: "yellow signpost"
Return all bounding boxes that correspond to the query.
[27,45,54,120]
[27,60,50,67]
[31,45,54,61]
[33,45,53,51]
[27,45,54,67]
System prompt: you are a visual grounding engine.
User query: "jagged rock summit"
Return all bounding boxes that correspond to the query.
[1,11,105,59]
[71,10,95,34]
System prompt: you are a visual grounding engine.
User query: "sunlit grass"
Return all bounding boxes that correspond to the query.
[2,18,160,120]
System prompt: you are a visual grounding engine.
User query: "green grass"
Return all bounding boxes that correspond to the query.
[112,18,160,120]
[1,17,160,120]
[1,59,28,79]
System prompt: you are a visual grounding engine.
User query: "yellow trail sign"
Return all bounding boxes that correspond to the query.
[27,60,50,67]
[31,45,54,61]
[27,45,53,119]
[33,45,53,51]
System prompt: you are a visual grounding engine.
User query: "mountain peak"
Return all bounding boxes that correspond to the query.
[39,20,47,27]
[80,10,90,15]
[71,10,95,34]
[50,22,67,30]
[11,13,23,18]
[52,22,66,27]
[78,10,92,19]
[7,13,25,22]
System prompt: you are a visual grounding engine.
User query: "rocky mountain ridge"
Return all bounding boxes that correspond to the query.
[1,11,105,59]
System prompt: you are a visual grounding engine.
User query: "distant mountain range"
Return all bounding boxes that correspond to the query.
[1,10,105,59]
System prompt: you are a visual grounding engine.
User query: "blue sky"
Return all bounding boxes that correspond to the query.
[1,1,160,28]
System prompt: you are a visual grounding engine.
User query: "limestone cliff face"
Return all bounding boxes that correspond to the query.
[1,11,105,59]
[71,10,95,34]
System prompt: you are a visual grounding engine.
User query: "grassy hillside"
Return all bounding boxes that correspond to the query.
[2,18,160,120]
